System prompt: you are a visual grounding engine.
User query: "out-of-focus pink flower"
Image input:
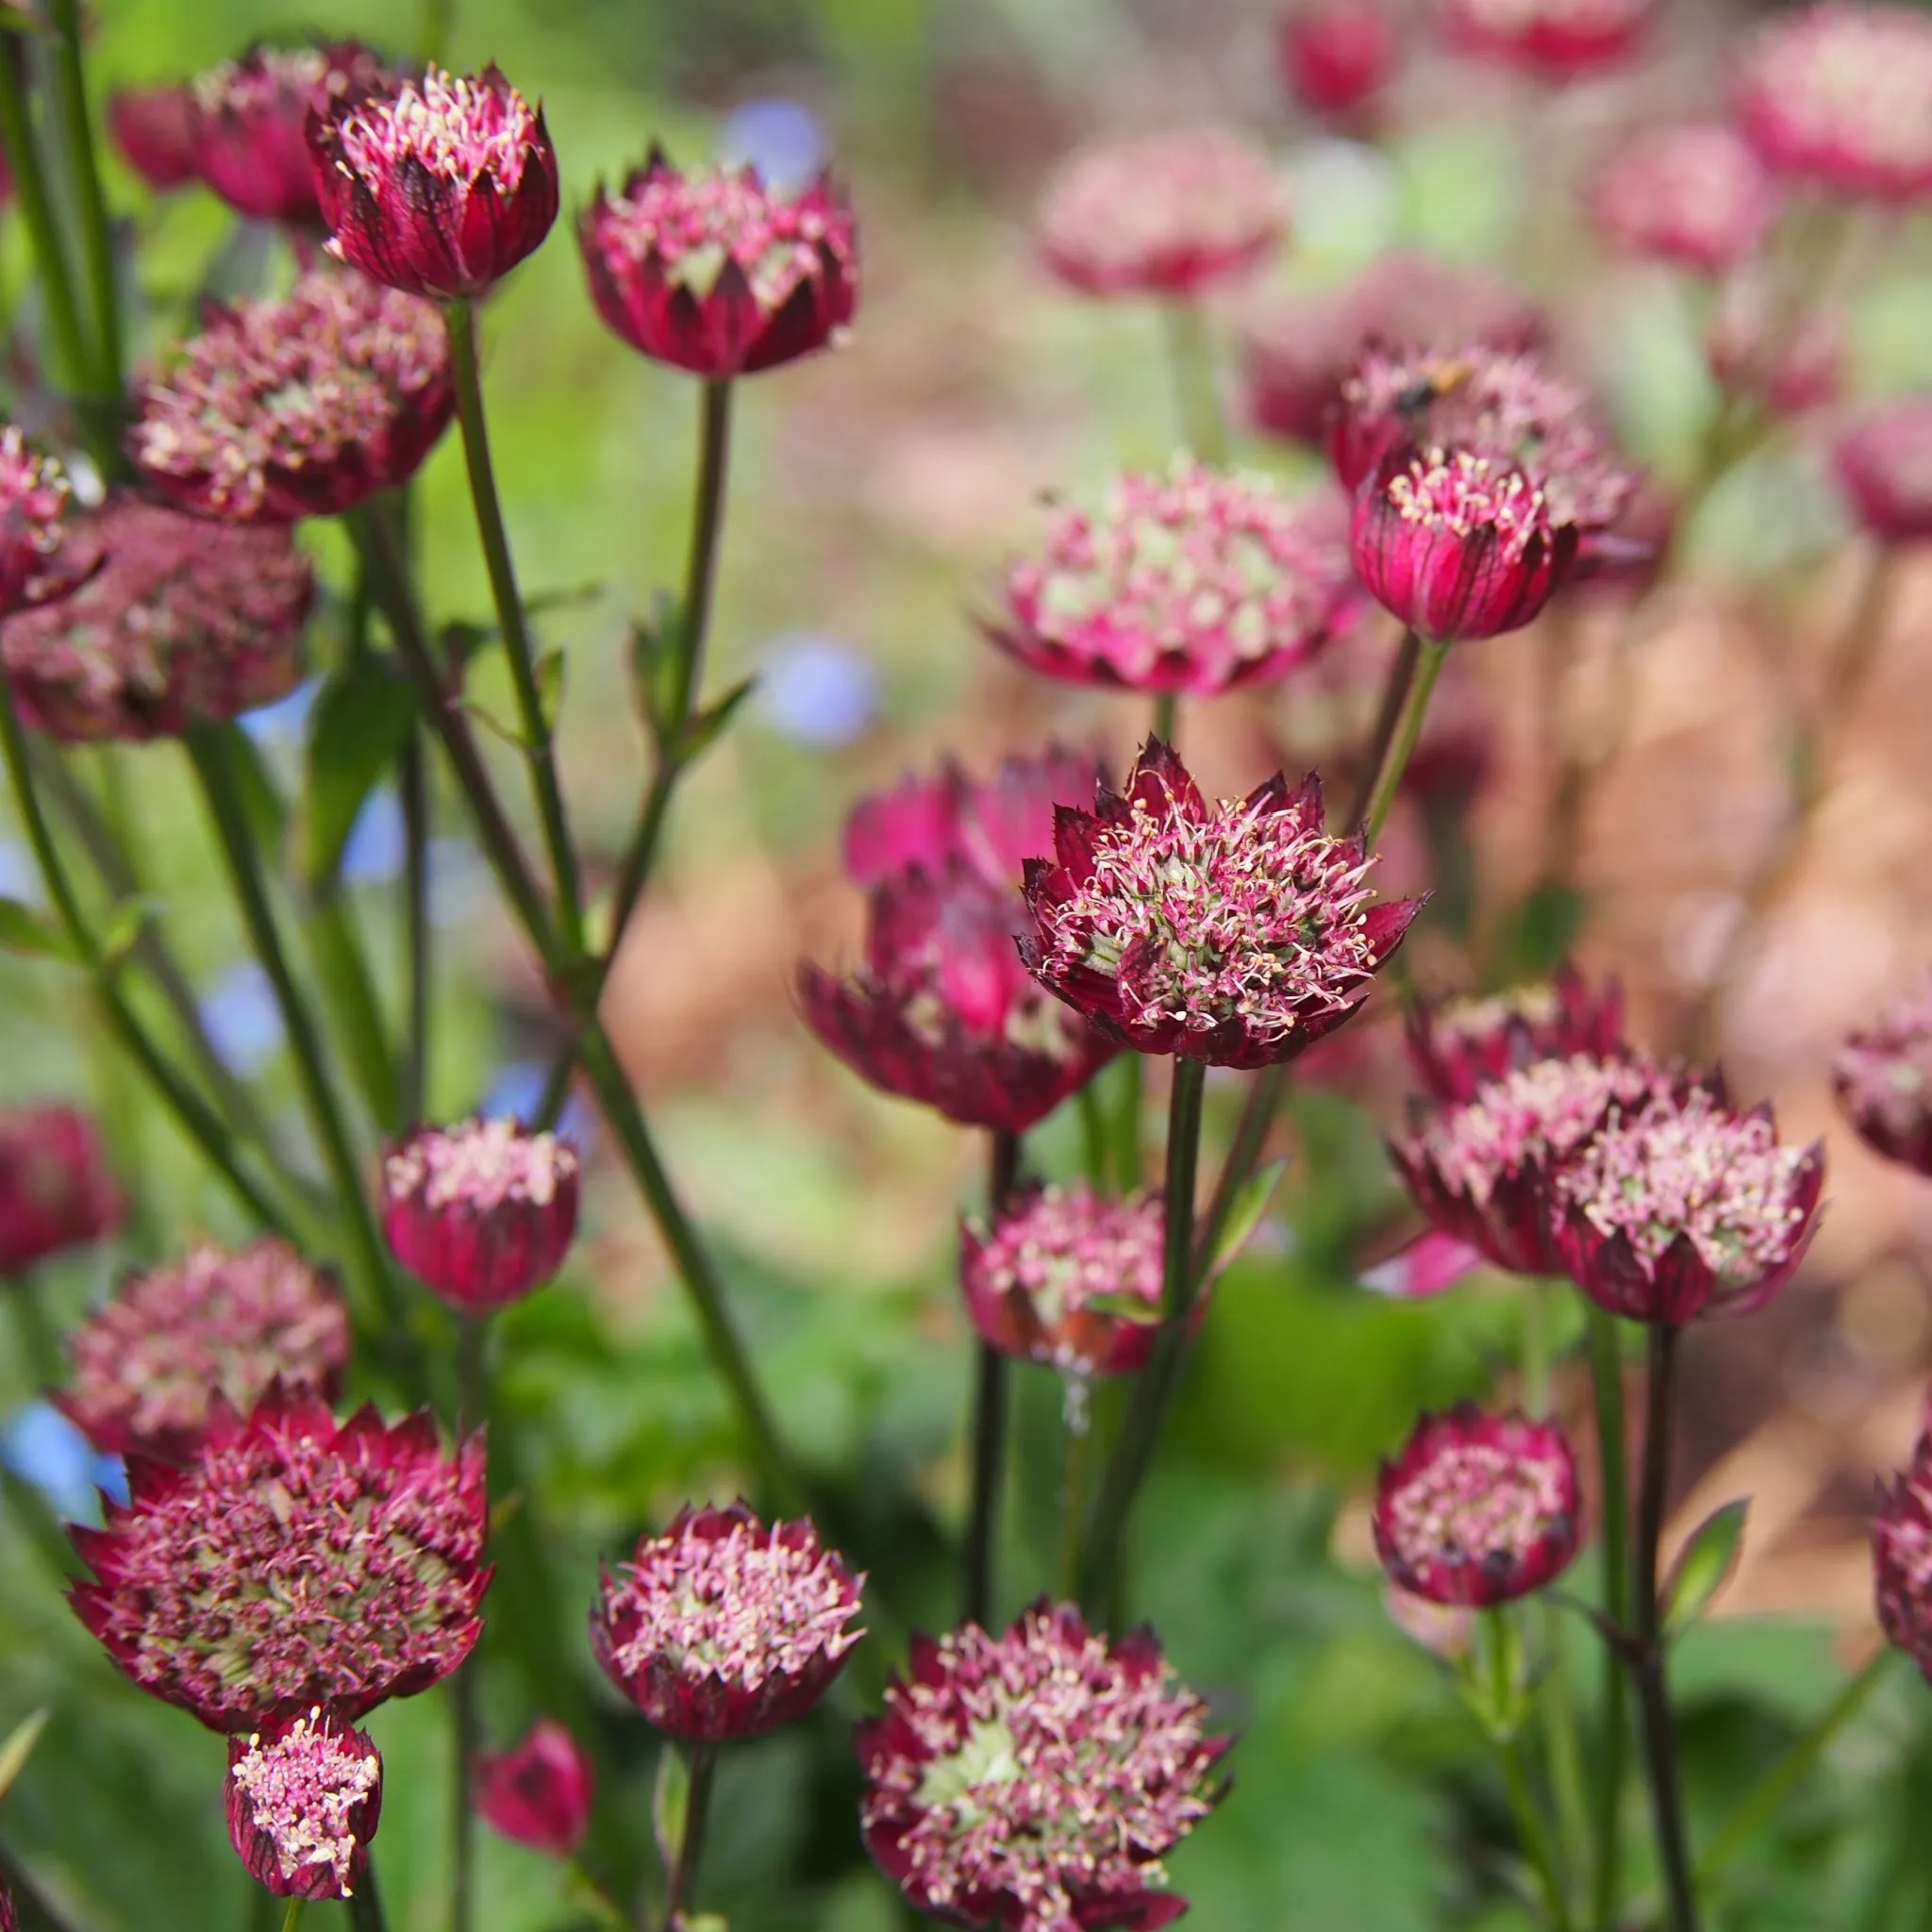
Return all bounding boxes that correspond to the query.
[1875,1411,1932,1683]
[0,1105,120,1277]
[474,1719,592,1859]
[0,428,80,622]
[226,1707,382,1901]
[1836,976,1932,1174]
[1705,281,1844,417]
[1440,0,1650,80]
[108,84,200,192]
[1358,1226,1486,1299]
[1406,965,1625,1104]
[1590,123,1777,274]
[1833,403,1932,544]
[1279,0,1401,124]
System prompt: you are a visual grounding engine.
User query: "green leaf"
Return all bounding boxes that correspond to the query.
[296,656,415,889]
[1208,1156,1288,1275]
[0,1707,49,1802]
[1663,1498,1748,1638]
[1082,1290,1163,1324]
[0,895,75,962]
[218,720,289,846]
[653,1743,690,1876]
[676,675,757,767]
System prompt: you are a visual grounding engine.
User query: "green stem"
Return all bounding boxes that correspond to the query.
[963,1131,1019,1626]
[1359,634,1450,845]
[307,897,402,1135]
[1076,1077,1110,1190]
[1191,1062,1285,1281]
[1056,1379,1094,1601]
[401,733,432,1124]
[1346,627,1422,827]
[1540,1596,1592,1917]
[47,0,122,392]
[1161,301,1226,464]
[664,1742,719,1931]
[346,1867,392,1932]
[0,40,90,402]
[1150,693,1177,746]
[450,1316,486,1932]
[1112,1055,1143,1191]
[1500,1724,1574,1931]
[1587,1306,1629,1929]
[442,300,584,952]
[415,0,456,63]
[1077,1058,1207,1614]
[8,1268,62,1391]
[278,1898,306,1932]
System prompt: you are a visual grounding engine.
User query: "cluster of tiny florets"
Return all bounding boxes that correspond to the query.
[974,1185,1163,1365]
[1837,978,1932,1141]
[331,66,540,186]
[229,1708,380,1895]
[1875,1432,1932,1680]
[1386,449,1548,554]
[384,1116,577,1214]
[1380,1435,1570,1578]
[0,427,72,610]
[1591,123,1775,271]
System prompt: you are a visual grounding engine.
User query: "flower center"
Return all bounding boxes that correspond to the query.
[1385,1441,1568,1567]
[336,68,537,187]
[230,1709,378,1892]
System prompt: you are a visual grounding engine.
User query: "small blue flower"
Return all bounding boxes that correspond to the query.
[200,960,284,1074]
[721,99,830,193]
[341,788,408,886]
[0,837,41,903]
[238,674,320,748]
[2,1399,122,1522]
[755,633,877,749]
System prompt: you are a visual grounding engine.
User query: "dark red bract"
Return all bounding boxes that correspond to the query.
[475,1719,592,1859]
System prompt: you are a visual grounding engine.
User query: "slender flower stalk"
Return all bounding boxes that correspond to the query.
[47,0,122,395]
[663,1743,718,1932]
[1588,1305,1630,1927]
[401,734,432,1124]
[1163,300,1228,464]
[451,1318,487,1932]
[1359,634,1449,843]
[1497,1714,1574,1931]
[963,1131,1020,1626]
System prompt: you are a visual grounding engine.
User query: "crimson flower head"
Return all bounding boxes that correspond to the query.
[188,42,391,227]
[1591,124,1777,275]
[1553,1082,1824,1324]
[1439,0,1649,79]
[1405,965,1624,1104]
[1836,977,1932,1174]
[1,499,311,743]
[0,427,79,621]
[1834,404,1932,545]
[130,269,453,525]
[108,84,200,192]
[1279,0,1401,124]
[310,65,559,301]
[57,1238,348,1461]
[226,1707,383,1901]
[68,1390,490,1730]
[580,148,857,378]
[474,1719,592,1859]
[1023,741,1421,1068]
[1374,1405,1581,1607]
[1735,5,1932,204]
[382,1116,580,1314]
[0,1105,121,1276]
[858,1601,1230,1932]
[591,1501,864,1742]
[1038,129,1286,299]
[990,458,1360,695]
[1874,1417,1932,1684]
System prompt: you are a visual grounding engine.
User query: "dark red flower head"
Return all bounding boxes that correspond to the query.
[1279,0,1401,124]
[1406,965,1624,1104]
[989,458,1361,695]
[68,1390,490,1731]
[1735,4,1932,204]
[858,1601,1230,1932]
[1552,1082,1824,1324]
[189,41,392,227]
[56,1237,349,1461]
[309,64,559,301]
[1374,1405,1581,1607]
[0,428,81,622]
[1439,0,1649,79]
[580,148,858,378]
[225,1707,383,1901]
[1833,404,1932,545]
[1836,975,1932,1173]
[1875,1416,1932,1683]
[474,1718,592,1859]
[1,498,311,742]
[382,1116,580,1314]
[1039,129,1287,299]
[1591,124,1777,275]
[1023,740,1421,1068]
[108,84,201,192]
[0,1104,121,1276]
[591,1501,863,1742]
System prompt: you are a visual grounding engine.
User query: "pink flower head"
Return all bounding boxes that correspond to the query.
[68,1390,490,1731]
[1590,124,1777,275]
[960,1183,1169,1378]
[1,498,311,742]
[474,1718,592,1859]
[1350,444,1578,641]
[0,1105,121,1276]
[858,1601,1230,1932]
[56,1237,349,1461]
[1552,1082,1824,1324]
[990,458,1361,696]
[108,84,200,192]
[1875,1416,1932,1683]
[226,1707,383,1901]
[1439,0,1649,80]
[1374,1405,1581,1607]
[1022,741,1422,1068]
[382,1116,580,1314]
[591,1501,864,1741]
[1834,402,1932,544]
[1393,1051,1660,1275]
[0,427,79,620]
[580,147,857,378]
[1038,129,1286,299]
[189,41,392,227]
[842,746,1104,893]
[1735,4,1932,204]
[1705,279,1845,417]
[310,65,559,301]
[129,270,453,525]
[1405,964,1624,1104]
[1279,0,1402,124]
[1836,975,1932,1174]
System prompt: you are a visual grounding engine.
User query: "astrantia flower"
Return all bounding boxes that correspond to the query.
[591,1501,863,1741]
[1705,280,1844,417]
[382,1116,579,1313]
[310,65,560,300]
[0,427,78,620]
[580,148,857,377]
[189,41,391,227]
[1552,1083,1824,1324]
[68,1390,489,1730]
[1590,124,1777,275]
[1405,964,1624,1104]
[1874,1420,1932,1682]
[226,1707,382,1900]
[0,499,311,742]
[475,1719,592,1859]
[1279,0,1401,123]
[57,1238,348,1461]
[1836,977,1932,1174]
[989,458,1360,695]
[1735,4,1932,204]
[1440,0,1649,79]
[108,84,200,193]
[858,1602,1229,1932]
[1350,444,1578,642]
[1374,1405,1581,1607]
[1833,403,1932,544]
[0,1105,120,1277]
[960,1183,1168,1378]
[1393,1051,1659,1274]
[1038,130,1286,299]
[1022,740,1421,1067]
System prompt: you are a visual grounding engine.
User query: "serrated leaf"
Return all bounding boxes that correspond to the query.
[97,895,161,969]
[297,658,416,889]
[1207,1155,1288,1275]
[653,1744,691,1875]
[0,1707,49,1801]
[0,895,74,961]
[1662,1498,1748,1638]
[676,675,757,767]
